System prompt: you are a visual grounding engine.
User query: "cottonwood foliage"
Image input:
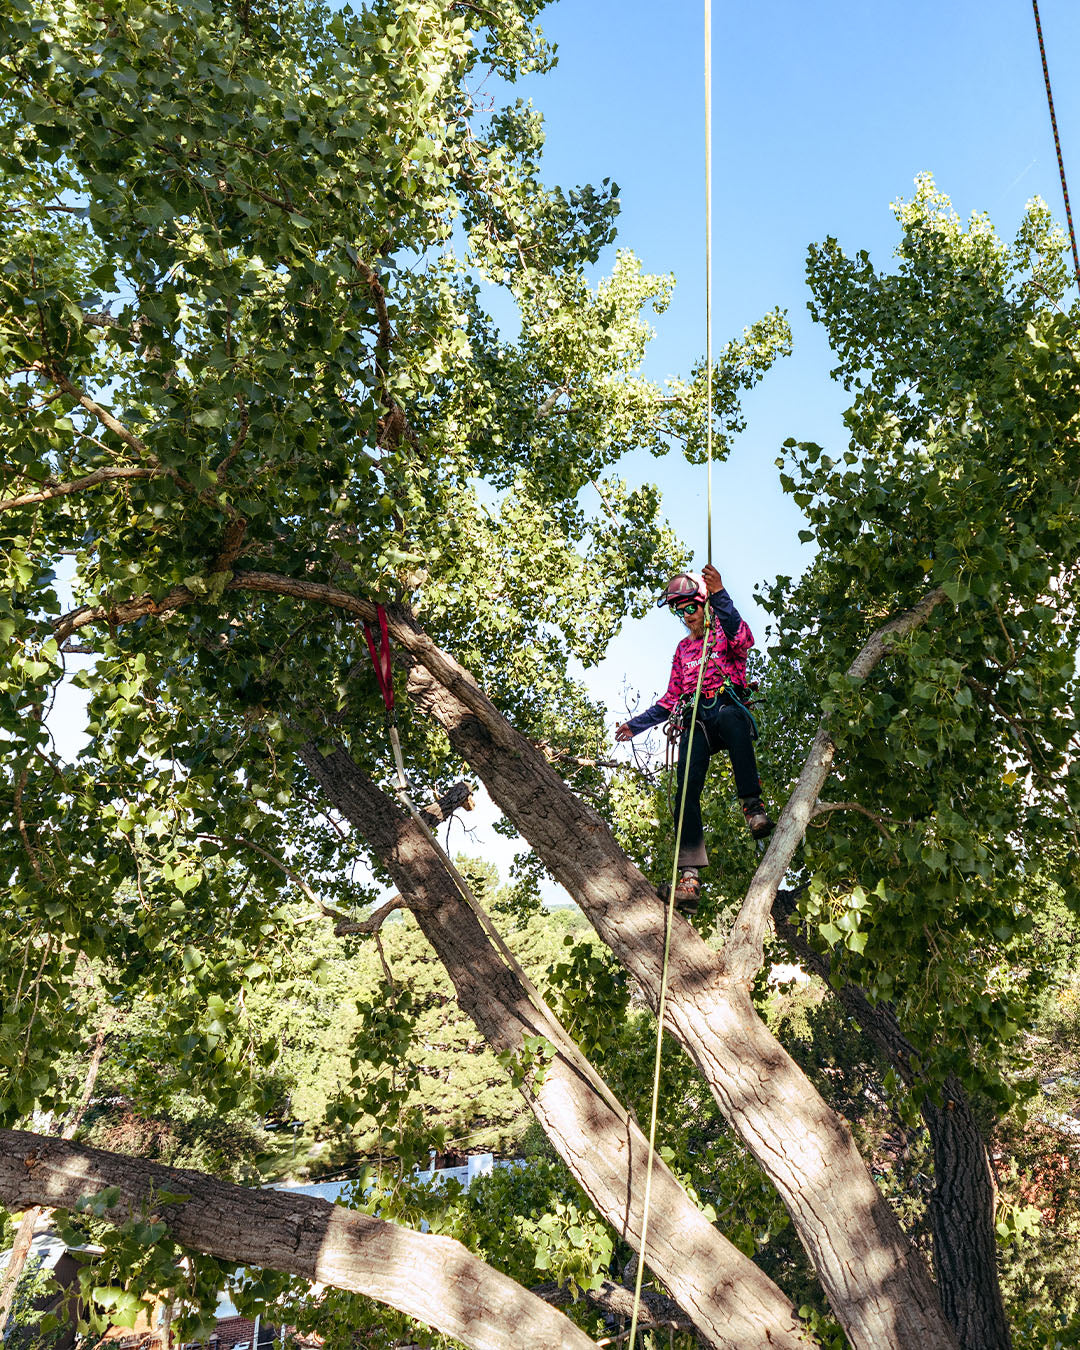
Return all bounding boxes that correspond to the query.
[3,0,1079,1342]
[0,0,787,1128]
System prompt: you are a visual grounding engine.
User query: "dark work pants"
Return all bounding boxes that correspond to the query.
[674,700,761,868]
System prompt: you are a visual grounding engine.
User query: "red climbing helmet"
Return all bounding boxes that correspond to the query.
[656,572,706,609]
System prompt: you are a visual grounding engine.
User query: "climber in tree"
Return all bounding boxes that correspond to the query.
[616,565,774,908]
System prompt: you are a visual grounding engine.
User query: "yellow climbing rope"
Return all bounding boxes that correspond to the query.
[704,0,714,568]
[626,3,716,1339]
[626,606,712,1343]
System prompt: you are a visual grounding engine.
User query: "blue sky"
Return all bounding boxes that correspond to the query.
[492,0,1080,725]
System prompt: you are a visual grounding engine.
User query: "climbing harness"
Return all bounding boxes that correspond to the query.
[362,604,628,1125]
[1031,0,1080,291]
[665,680,759,744]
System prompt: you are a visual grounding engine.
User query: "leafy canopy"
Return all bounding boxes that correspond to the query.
[0,0,789,1123]
[764,177,1080,1109]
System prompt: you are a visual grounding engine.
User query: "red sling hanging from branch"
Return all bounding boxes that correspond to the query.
[363,604,394,714]
[363,603,406,787]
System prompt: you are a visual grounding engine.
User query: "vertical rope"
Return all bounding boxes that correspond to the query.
[1032,0,1080,291]
[625,605,713,1347]
[623,7,718,1339]
[704,0,714,564]
[628,5,716,1335]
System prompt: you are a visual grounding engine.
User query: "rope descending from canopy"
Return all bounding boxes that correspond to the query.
[626,3,717,1340]
[704,0,714,566]
[1032,0,1080,290]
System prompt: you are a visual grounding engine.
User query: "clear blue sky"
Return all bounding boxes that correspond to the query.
[489,0,1079,726]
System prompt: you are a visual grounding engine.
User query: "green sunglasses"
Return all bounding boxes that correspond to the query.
[670,599,702,617]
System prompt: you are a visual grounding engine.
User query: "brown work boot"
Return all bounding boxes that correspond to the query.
[673,871,700,915]
[741,798,775,840]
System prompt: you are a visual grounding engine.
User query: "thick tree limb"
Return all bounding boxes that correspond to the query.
[0,1131,597,1350]
[0,466,159,512]
[0,1019,111,1332]
[54,586,199,646]
[299,744,806,1350]
[45,569,960,1348]
[52,574,515,749]
[404,664,959,1350]
[721,587,948,984]
[770,892,1010,1350]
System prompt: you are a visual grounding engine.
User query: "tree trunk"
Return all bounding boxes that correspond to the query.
[0,1014,112,1338]
[0,1210,37,1341]
[0,1131,596,1350]
[299,743,806,1350]
[403,659,960,1350]
[771,892,1010,1350]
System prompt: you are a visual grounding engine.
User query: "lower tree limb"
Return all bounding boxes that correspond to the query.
[0,1131,597,1350]
[0,1014,112,1337]
[405,662,960,1350]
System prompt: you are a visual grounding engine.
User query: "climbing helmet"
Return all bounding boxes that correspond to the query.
[657,572,707,610]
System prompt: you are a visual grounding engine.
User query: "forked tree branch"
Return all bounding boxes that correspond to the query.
[0,466,159,511]
[811,800,906,838]
[43,569,960,1349]
[53,572,516,748]
[52,572,949,987]
[720,587,948,984]
[328,892,405,935]
[35,365,240,518]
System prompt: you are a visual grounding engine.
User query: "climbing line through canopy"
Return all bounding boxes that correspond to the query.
[704,0,714,566]
[626,2,718,1338]
[625,603,713,1346]
[1031,0,1080,290]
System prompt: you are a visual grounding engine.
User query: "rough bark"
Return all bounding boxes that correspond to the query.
[535,1278,695,1336]
[0,1017,111,1338]
[403,660,959,1350]
[0,1131,596,1350]
[0,1210,37,1340]
[771,892,1010,1350]
[299,744,806,1350]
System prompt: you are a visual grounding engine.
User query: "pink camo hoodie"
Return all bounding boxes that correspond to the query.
[624,587,755,736]
[658,617,755,712]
